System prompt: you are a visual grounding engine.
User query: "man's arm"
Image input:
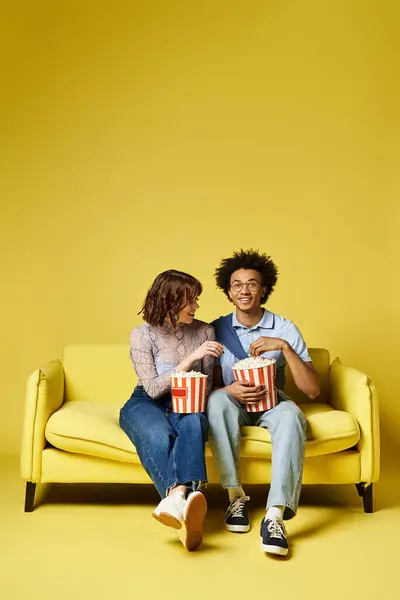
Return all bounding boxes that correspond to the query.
[282,343,320,399]
[249,333,320,400]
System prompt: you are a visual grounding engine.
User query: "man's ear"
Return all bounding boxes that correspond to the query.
[228,290,233,303]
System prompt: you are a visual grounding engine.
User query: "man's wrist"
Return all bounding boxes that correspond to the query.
[224,383,237,399]
[280,340,291,353]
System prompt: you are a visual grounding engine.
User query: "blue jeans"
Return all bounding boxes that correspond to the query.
[119,386,208,498]
[206,390,307,520]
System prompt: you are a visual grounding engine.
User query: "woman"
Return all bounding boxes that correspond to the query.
[120,269,223,551]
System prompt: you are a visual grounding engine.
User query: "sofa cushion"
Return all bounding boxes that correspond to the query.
[46,401,139,464]
[242,402,360,458]
[45,400,360,462]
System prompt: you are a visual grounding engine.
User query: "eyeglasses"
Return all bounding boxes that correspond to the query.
[230,281,261,293]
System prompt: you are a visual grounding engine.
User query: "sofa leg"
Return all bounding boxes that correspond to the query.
[355,483,373,513]
[24,482,36,512]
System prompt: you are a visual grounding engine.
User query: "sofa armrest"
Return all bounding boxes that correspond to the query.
[20,359,65,482]
[329,358,380,484]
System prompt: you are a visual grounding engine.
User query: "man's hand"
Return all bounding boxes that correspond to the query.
[249,336,287,357]
[226,381,266,404]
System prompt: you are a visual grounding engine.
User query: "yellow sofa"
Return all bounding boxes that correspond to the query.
[21,346,380,513]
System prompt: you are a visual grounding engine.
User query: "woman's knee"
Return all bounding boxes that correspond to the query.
[119,397,143,424]
[120,405,171,450]
[179,412,208,437]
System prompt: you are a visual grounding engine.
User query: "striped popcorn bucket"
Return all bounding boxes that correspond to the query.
[170,375,207,413]
[233,361,277,412]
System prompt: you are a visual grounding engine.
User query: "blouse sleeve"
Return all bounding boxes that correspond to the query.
[129,327,174,400]
[201,324,216,396]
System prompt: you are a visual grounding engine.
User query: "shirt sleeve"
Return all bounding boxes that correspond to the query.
[201,324,216,396]
[285,321,312,363]
[129,327,174,399]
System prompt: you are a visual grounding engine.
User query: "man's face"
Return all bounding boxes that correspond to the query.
[228,269,266,312]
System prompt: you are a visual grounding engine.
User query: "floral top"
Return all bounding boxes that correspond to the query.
[129,319,215,399]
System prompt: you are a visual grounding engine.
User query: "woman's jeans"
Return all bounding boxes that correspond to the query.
[119,386,208,499]
[206,390,307,519]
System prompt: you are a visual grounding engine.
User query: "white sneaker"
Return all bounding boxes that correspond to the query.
[179,491,207,552]
[152,492,185,530]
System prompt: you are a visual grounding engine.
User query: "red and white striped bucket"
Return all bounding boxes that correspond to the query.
[233,360,277,412]
[170,373,207,413]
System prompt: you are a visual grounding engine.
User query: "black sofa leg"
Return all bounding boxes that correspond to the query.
[24,482,36,512]
[355,483,373,513]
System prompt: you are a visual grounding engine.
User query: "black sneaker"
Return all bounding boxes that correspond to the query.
[225,496,250,532]
[260,516,289,556]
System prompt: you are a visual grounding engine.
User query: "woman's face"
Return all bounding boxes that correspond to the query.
[177,295,200,324]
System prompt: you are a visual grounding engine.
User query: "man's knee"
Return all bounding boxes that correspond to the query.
[206,390,237,420]
[274,402,307,435]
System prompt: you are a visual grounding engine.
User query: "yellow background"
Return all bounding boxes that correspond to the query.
[1,0,398,464]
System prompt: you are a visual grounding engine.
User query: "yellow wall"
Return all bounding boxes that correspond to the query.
[1,1,399,458]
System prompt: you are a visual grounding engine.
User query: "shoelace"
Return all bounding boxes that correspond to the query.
[226,496,250,519]
[266,516,287,540]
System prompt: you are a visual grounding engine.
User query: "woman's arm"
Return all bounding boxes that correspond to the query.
[130,326,222,399]
[130,328,174,399]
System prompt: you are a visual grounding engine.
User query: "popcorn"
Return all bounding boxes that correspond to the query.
[170,371,208,413]
[171,370,207,378]
[232,357,277,413]
[233,357,275,370]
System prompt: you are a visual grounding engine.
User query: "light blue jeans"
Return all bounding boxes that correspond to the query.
[206,390,307,519]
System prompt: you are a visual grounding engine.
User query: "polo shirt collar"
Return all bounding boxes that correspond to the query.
[232,309,274,330]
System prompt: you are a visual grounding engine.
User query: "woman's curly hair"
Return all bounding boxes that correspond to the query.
[139,270,202,327]
[215,249,278,304]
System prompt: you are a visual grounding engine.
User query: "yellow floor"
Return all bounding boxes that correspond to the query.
[1,456,399,600]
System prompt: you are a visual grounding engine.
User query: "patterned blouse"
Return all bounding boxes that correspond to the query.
[129,319,215,399]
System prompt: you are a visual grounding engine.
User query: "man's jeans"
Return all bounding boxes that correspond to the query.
[207,390,306,519]
[120,386,208,498]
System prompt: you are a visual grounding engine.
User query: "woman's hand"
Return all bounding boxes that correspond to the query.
[226,381,266,404]
[176,341,224,373]
[189,341,224,362]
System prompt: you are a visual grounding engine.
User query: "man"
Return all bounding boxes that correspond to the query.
[207,249,320,557]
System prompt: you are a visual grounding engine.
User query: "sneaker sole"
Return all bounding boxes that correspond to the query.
[261,541,289,556]
[180,492,207,551]
[152,512,182,530]
[226,523,250,533]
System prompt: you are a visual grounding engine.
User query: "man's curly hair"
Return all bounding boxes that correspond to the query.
[215,249,278,305]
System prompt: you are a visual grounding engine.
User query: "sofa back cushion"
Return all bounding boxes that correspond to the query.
[62,345,330,404]
[63,345,137,403]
